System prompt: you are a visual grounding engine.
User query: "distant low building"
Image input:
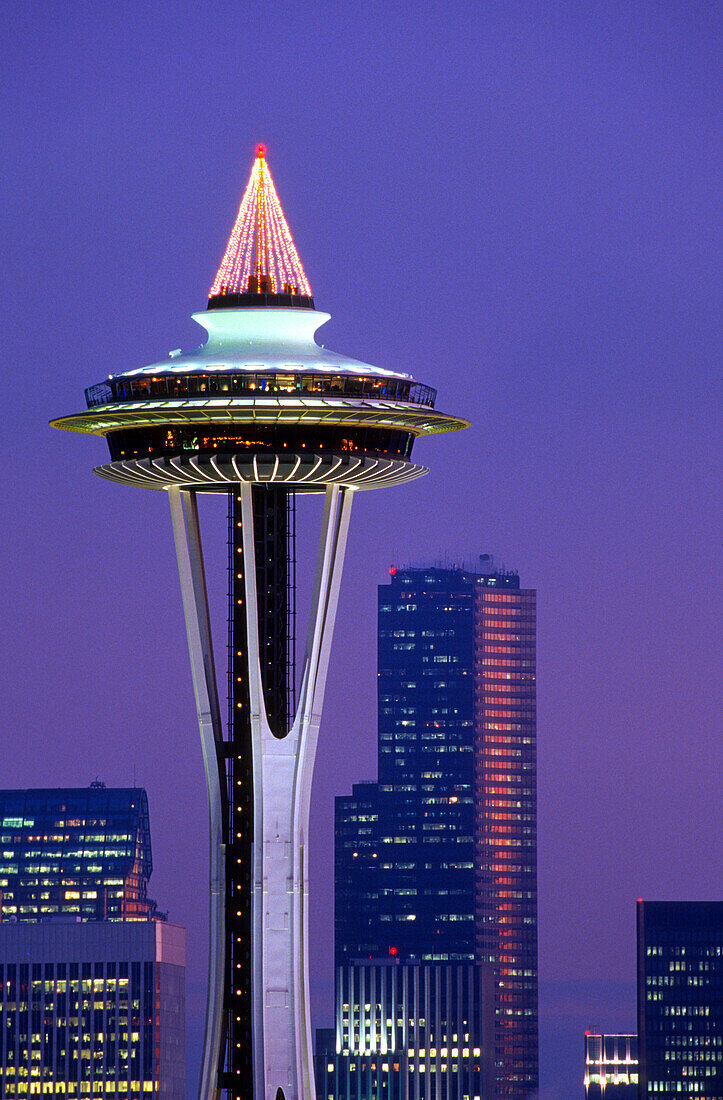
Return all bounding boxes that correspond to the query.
[315,957,495,1100]
[583,1032,638,1098]
[637,900,722,1098]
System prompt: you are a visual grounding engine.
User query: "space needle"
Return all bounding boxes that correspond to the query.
[52,145,468,1100]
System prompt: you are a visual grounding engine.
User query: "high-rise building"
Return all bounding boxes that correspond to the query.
[0,921,185,1099]
[583,1033,638,1098]
[316,959,495,1100]
[637,900,723,1097]
[0,785,185,1099]
[53,145,467,1099]
[335,560,538,1099]
[0,785,161,923]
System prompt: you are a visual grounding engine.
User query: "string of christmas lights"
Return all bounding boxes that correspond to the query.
[210,145,312,298]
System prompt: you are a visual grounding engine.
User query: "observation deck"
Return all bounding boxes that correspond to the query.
[52,306,468,491]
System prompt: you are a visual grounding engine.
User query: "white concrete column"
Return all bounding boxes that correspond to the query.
[240,483,353,1100]
[292,486,353,1098]
[168,486,226,1100]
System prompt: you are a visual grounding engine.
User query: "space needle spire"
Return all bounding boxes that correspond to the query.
[53,145,468,1100]
[210,144,311,300]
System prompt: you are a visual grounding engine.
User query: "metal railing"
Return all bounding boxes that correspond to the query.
[85,372,436,410]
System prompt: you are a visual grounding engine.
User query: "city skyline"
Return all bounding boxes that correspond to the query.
[2,4,720,1097]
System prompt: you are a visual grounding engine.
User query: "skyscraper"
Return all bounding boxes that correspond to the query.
[52,146,467,1099]
[335,560,538,1099]
[0,784,185,1098]
[0,785,161,923]
[637,900,723,1097]
[474,573,537,1096]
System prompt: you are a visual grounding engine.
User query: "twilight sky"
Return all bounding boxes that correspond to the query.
[1,2,720,1096]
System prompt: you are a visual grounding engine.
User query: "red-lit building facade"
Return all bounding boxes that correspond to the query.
[475,583,538,1097]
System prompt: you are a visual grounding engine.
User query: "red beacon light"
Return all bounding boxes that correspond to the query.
[389,945,398,956]
[389,566,396,576]
[256,143,267,159]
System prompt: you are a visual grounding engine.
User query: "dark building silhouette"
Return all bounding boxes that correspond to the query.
[334,560,538,1099]
[637,900,722,1098]
[0,785,184,1098]
[583,1033,638,1098]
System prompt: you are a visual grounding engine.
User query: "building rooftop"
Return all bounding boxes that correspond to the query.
[387,555,521,587]
[0,785,163,923]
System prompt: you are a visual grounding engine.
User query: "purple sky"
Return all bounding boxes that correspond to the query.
[2,3,720,1096]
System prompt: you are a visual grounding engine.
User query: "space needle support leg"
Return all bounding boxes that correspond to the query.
[239,482,353,1100]
[293,485,353,1098]
[168,486,226,1100]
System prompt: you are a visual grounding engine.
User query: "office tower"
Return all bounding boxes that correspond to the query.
[583,1033,638,1098]
[473,572,537,1096]
[53,145,467,1100]
[0,921,184,1100]
[335,561,538,1099]
[0,785,161,922]
[0,785,185,1099]
[637,900,723,1097]
[316,959,495,1100]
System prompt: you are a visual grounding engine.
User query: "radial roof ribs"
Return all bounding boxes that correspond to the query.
[209,144,314,310]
